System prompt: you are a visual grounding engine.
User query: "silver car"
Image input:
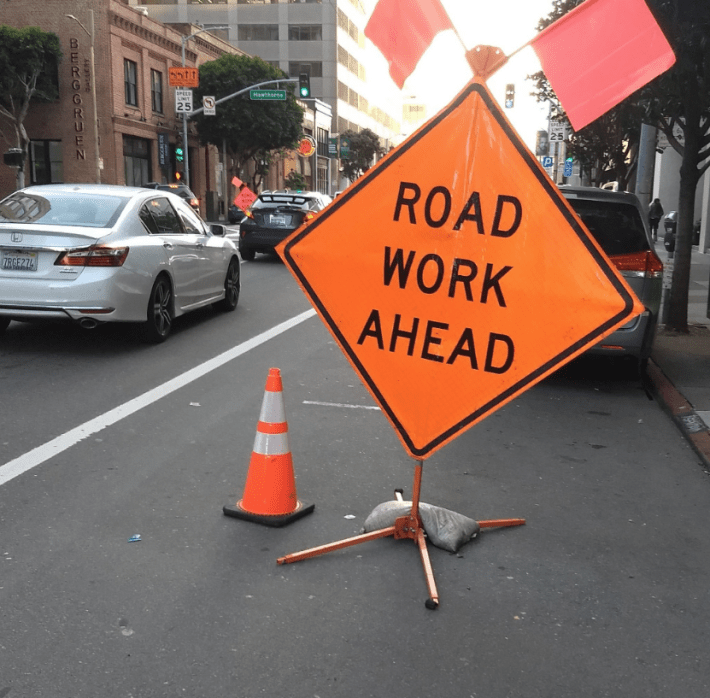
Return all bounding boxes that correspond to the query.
[560,186,663,368]
[0,184,241,343]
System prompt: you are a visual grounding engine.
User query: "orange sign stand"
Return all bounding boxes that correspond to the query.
[275,68,643,608]
[278,459,524,609]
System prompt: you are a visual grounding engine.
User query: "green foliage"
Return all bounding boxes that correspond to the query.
[0,25,62,115]
[0,25,61,187]
[191,54,304,183]
[339,128,385,183]
[284,169,307,190]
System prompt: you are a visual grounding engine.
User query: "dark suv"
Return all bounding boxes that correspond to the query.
[238,191,328,261]
[560,187,663,367]
[144,183,201,216]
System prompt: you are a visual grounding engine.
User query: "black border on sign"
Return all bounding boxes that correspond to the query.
[282,81,636,457]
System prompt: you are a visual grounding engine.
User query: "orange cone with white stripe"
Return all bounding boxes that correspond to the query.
[224,368,314,527]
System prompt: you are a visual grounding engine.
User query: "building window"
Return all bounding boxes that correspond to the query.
[124,59,138,107]
[237,25,279,41]
[317,127,329,158]
[123,135,151,187]
[30,140,63,184]
[288,25,323,41]
[151,70,163,114]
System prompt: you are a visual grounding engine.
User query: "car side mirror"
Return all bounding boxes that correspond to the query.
[210,223,226,237]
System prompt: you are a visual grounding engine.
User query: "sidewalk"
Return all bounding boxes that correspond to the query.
[647,240,710,468]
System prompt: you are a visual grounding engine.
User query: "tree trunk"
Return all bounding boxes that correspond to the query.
[665,101,702,332]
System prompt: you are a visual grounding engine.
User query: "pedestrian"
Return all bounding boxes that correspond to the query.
[649,198,664,241]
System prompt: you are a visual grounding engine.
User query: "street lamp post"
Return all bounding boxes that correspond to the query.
[180,26,228,189]
[66,11,101,184]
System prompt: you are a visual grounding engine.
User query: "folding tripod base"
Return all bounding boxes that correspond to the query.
[277,461,525,609]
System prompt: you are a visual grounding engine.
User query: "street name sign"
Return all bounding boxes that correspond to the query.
[250,89,286,101]
[277,80,643,458]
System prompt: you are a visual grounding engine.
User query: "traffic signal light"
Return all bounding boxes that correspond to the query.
[175,145,184,163]
[299,73,311,99]
[505,84,515,109]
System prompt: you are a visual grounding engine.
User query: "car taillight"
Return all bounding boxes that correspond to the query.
[303,212,315,222]
[56,245,129,267]
[189,198,200,208]
[608,250,663,278]
[244,210,255,220]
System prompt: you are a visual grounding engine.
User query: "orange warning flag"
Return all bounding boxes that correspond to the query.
[365,0,454,89]
[529,0,675,130]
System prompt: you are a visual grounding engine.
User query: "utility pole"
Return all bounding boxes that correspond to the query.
[180,25,228,189]
[635,123,658,212]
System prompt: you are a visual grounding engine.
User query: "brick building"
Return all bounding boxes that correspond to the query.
[1,0,245,218]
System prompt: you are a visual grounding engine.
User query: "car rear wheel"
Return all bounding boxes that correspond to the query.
[240,247,255,261]
[143,275,173,343]
[214,258,240,312]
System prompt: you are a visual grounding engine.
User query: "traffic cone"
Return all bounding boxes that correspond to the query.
[224,368,314,527]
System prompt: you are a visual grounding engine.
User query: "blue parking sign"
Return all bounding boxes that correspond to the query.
[564,160,573,177]
[542,156,553,168]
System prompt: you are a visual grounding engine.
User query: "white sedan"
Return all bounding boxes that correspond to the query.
[0,184,241,343]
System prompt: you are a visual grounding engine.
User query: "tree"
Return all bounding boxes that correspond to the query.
[284,168,307,191]
[340,128,385,183]
[0,25,62,189]
[642,1,710,331]
[190,54,303,189]
[531,0,710,332]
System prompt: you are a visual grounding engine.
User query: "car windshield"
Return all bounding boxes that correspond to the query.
[0,191,128,228]
[567,199,650,256]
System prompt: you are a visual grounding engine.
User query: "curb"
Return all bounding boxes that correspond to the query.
[647,358,710,471]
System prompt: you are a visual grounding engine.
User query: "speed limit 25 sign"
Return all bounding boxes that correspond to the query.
[549,121,567,142]
[175,89,193,115]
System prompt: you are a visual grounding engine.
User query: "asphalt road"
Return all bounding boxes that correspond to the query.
[1,254,709,697]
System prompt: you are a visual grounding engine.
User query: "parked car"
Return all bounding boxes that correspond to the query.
[0,184,241,343]
[144,182,201,217]
[560,186,663,368]
[663,211,701,253]
[238,190,329,261]
[228,204,246,225]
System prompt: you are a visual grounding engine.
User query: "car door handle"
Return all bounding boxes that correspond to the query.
[196,242,204,249]
[163,242,174,250]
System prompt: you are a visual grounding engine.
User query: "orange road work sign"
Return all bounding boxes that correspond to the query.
[277,79,644,459]
[168,67,199,88]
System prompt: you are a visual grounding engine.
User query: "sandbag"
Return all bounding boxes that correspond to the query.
[362,500,480,553]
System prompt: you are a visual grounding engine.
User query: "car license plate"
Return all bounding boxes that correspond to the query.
[270,214,287,226]
[2,250,38,271]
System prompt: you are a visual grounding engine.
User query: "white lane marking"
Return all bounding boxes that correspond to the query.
[303,400,380,411]
[0,309,317,487]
